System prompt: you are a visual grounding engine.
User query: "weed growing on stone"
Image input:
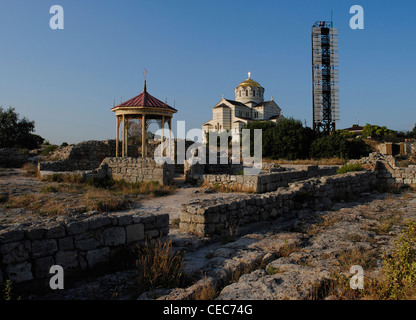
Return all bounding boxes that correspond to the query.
[135,238,185,295]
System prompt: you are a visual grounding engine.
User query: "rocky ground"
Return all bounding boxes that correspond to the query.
[2,168,416,300]
[19,188,416,300]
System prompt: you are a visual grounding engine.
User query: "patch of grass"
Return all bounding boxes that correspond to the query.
[372,211,404,235]
[267,158,347,166]
[42,173,83,184]
[40,185,59,193]
[82,189,130,213]
[346,233,366,243]
[135,238,185,295]
[22,163,38,177]
[337,163,363,175]
[202,181,255,193]
[336,248,379,271]
[277,240,301,258]
[40,145,58,156]
[220,223,239,244]
[1,280,20,300]
[266,265,282,275]
[193,276,218,300]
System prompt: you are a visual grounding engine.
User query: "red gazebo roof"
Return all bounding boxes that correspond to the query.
[111,81,177,112]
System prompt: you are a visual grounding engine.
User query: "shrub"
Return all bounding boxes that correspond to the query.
[362,124,396,141]
[381,219,416,299]
[40,145,58,156]
[311,134,371,160]
[337,163,363,174]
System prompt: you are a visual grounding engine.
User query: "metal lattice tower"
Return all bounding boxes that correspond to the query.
[312,21,339,133]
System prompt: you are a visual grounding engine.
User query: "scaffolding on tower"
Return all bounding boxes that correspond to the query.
[312,20,339,134]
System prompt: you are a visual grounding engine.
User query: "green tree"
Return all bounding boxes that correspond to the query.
[244,118,315,160]
[362,123,396,141]
[0,107,44,149]
[310,133,371,159]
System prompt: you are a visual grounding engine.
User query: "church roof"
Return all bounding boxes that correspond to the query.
[111,81,177,112]
[224,99,249,107]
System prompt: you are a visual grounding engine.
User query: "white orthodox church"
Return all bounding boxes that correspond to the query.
[202,73,283,139]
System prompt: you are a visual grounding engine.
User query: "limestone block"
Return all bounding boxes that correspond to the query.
[74,237,100,251]
[86,247,110,268]
[180,212,192,223]
[125,223,145,242]
[32,239,58,259]
[0,240,31,264]
[55,251,78,269]
[145,229,159,239]
[66,221,89,235]
[87,216,112,230]
[45,224,66,238]
[6,262,33,283]
[116,214,133,226]
[25,226,46,240]
[156,214,169,228]
[102,227,126,246]
[0,228,24,244]
[33,256,54,279]
[58,237,74,251]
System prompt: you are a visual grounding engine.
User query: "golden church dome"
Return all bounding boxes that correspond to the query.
[237,72,262,88]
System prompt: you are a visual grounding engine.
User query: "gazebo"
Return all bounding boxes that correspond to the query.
[111,78,177,159]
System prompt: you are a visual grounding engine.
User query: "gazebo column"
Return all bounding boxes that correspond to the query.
[124,118,129,157]
[168,117,172,161]
[121,115,125,157]
[142,114,146,158]
[116,116,120,157]
[161,116,165,157]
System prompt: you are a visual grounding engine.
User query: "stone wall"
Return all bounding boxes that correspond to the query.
[0,148,29,168]
[0,211,169,284]
[375,162,416,186]
[179,170,376,236]
[201,165,338,193]
[38,140,134,172]
[184,162,244,184]
[349,152,416,186]
[101,157,175,185]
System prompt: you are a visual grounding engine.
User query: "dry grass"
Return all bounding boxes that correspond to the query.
[306,214,344,236]
[201,181,255,193]
[336,248,379,271]
[22,163,38,177]
[135,238,185,294]
[263,158,347,166]
[193,276,218,300]
[2,172,177,216]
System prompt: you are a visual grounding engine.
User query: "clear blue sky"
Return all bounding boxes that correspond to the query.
[1,0,415,144]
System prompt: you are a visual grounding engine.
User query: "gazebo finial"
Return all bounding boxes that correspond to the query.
[143,69,147,92]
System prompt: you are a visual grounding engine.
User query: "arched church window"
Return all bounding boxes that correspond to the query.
[246,90,248,96]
